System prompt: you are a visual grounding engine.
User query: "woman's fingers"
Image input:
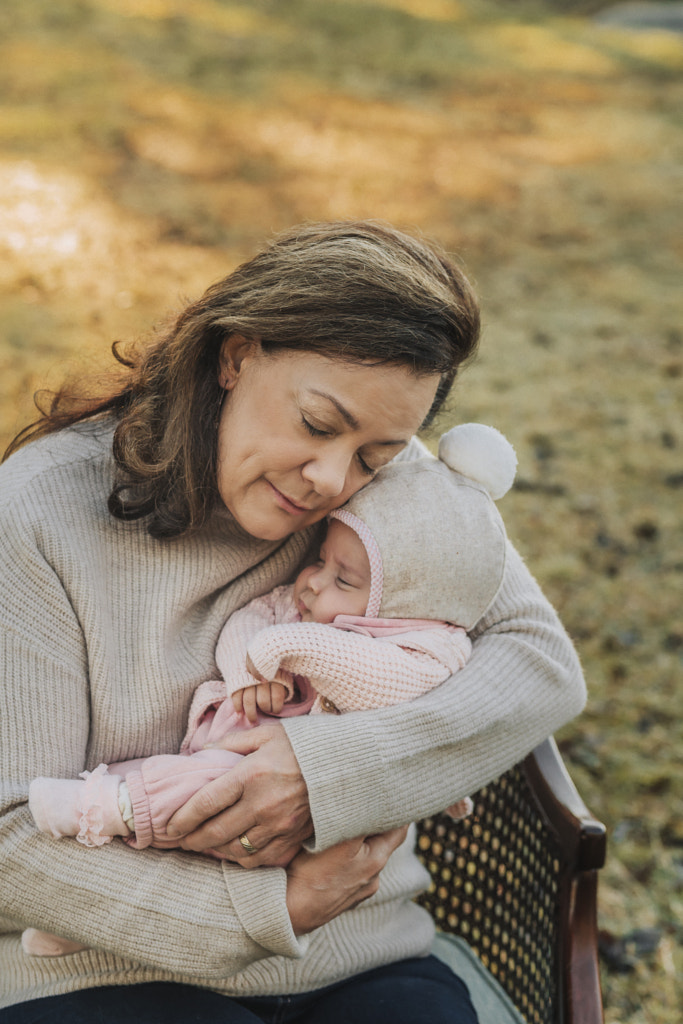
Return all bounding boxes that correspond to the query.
[285,826,410,935]
[178,800,313,867]
[166,770,246,839]
[210,830,310,868]
[166,726,269,837]
[166,725,313,865]
[364,825,410,863]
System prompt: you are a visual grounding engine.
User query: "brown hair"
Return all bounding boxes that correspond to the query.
[5,221,480,538]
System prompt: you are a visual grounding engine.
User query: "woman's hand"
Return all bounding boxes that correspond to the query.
[286,827,410,935]
[166,724,312,866]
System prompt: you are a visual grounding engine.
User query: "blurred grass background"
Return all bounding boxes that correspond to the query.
[1,1,681,1019]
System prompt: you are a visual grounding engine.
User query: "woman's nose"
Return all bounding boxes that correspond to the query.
[302,451,349,498]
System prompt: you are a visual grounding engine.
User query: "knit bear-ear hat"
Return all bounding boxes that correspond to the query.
[329,423,517,631]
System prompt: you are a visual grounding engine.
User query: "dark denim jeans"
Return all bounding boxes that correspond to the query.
[0,955,477,1023]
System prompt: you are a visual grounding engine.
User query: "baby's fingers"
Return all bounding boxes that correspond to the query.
[231,689,244,715]
[254,682,275,715]
[241,687,260,723]
[269,683,286,715]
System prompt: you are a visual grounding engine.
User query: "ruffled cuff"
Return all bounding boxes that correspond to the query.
[76,764,128,847]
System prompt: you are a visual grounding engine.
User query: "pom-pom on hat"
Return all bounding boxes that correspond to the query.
[438,422,517,501]
[329,423,517,630]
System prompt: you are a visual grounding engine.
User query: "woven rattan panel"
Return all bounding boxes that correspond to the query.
[417,765,562,1024]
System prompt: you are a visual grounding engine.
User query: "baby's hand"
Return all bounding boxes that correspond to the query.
[232,681,288,724]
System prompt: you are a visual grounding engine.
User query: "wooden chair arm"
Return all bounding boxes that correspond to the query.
[524,737,606,872]
[523,737,606,1024]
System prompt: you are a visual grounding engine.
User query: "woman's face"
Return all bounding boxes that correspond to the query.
[216,336,440,541]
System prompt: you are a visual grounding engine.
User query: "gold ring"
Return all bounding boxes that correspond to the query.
[238,832,258,855]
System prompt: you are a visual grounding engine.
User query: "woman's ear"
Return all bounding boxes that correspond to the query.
[218,334,259,390]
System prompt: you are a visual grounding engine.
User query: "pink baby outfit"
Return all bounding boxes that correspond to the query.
[28,586,471,859]
[115,585,471,850]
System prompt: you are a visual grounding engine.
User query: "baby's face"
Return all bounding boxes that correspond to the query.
[293,519,371,623]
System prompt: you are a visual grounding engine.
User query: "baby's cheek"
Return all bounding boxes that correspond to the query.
[311,597,336,624]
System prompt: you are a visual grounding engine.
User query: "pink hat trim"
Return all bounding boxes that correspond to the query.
[328,509,383,617]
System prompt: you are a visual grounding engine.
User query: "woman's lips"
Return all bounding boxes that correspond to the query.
[268,482,311,515]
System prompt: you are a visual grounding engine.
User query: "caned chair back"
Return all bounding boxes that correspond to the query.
[416,738,607,1024]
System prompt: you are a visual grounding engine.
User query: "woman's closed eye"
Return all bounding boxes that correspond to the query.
[301,414,376,477]
[301,415,331,438]
[356,453,376,477]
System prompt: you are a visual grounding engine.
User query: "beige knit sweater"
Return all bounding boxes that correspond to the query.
[0,421,586,1008]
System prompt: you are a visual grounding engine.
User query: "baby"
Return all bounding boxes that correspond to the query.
[25,422,517,956]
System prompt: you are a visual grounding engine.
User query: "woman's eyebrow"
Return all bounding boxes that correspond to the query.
[309,389,359,429]
[308,389,408,446]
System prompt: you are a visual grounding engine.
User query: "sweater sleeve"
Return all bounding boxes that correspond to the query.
[0,513,305,975]
[282,540,587,851]
[216,587,300,701]
[247,622,472,712]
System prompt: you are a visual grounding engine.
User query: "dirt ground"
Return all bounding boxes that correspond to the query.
[1,2,681,1020]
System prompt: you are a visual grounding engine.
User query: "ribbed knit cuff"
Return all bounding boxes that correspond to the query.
[283,713,383,852]
[222,863,309,959]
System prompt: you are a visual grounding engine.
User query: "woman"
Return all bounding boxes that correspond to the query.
[0,221,586,1022]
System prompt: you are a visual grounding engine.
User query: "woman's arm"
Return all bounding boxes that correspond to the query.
[166,623,469,860]
[1,544,406,975]
[286,540,587,850]
[0,514,309,974]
